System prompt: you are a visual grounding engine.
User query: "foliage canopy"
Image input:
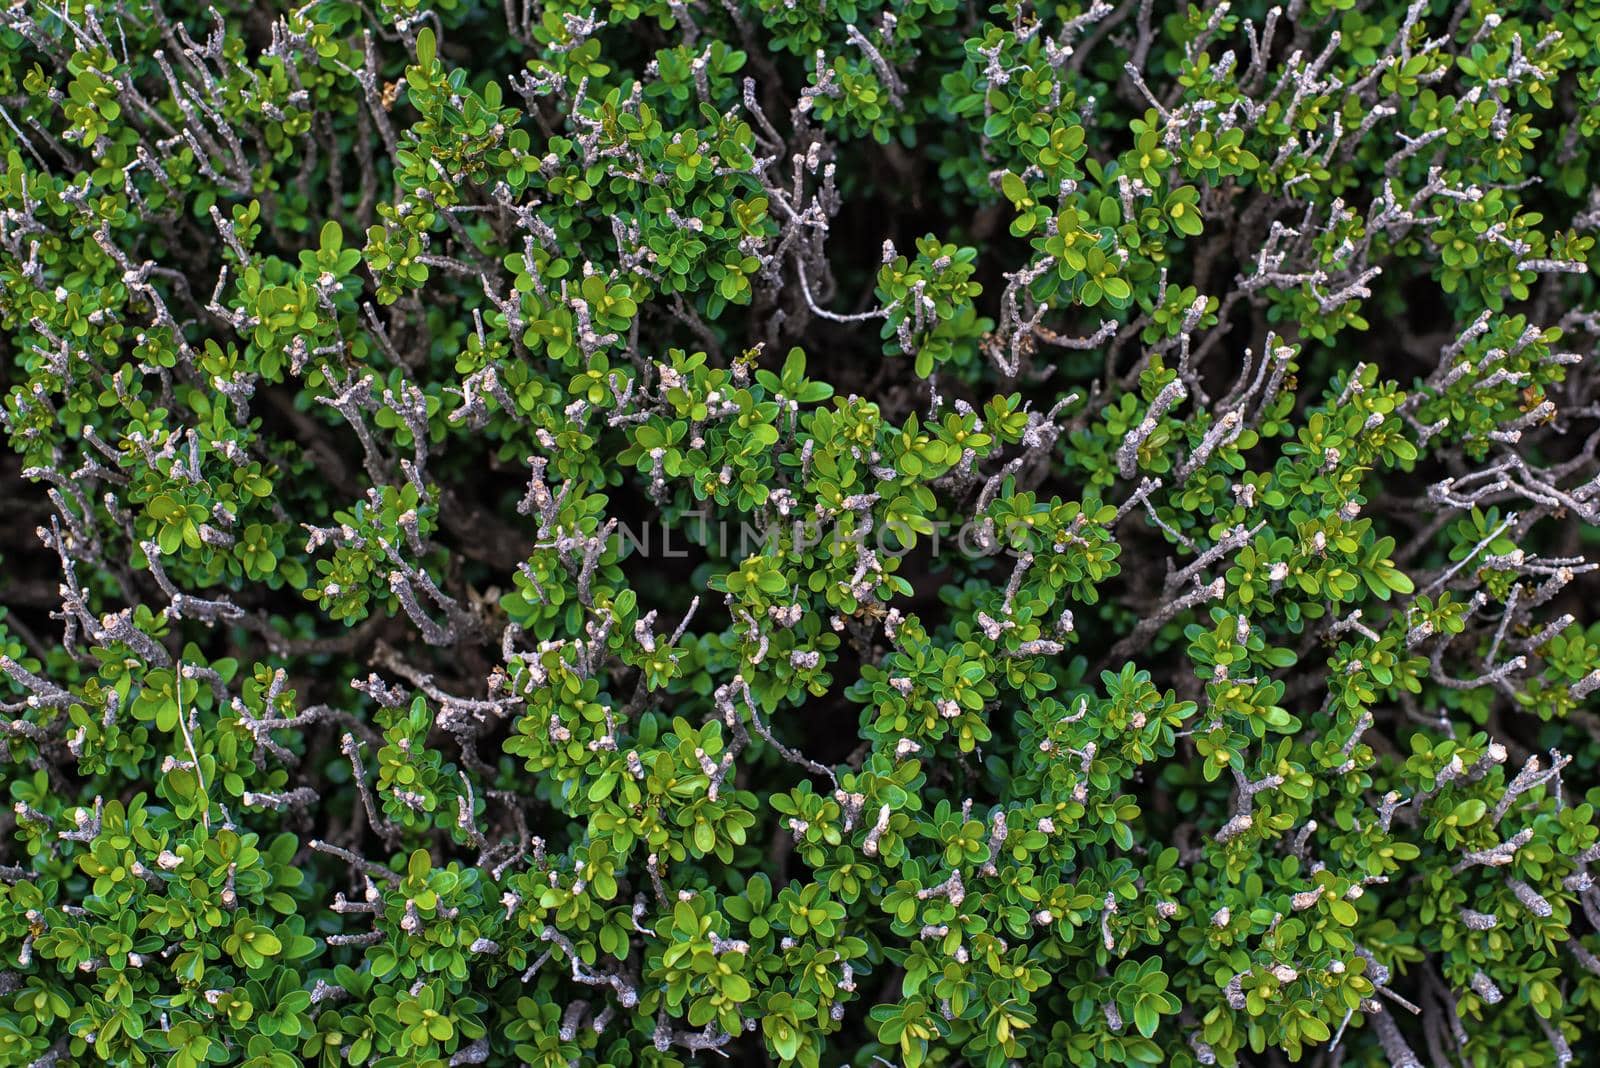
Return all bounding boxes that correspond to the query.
[3,0,1600,1065]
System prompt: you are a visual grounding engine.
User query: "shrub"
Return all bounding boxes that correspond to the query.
[2,0,1600,1065]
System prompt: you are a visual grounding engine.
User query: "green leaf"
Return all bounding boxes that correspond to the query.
[1451,799,1486,827]
[407,849,431,880]
[1001,171,1028,204]
[320,221,343,254]
[588,770,619,802]
[1328,898,1358,926]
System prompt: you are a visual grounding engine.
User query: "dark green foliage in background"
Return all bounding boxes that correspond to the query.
[3,0,1600,1065]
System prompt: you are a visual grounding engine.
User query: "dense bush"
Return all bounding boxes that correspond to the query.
[3,0,1600,1064]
